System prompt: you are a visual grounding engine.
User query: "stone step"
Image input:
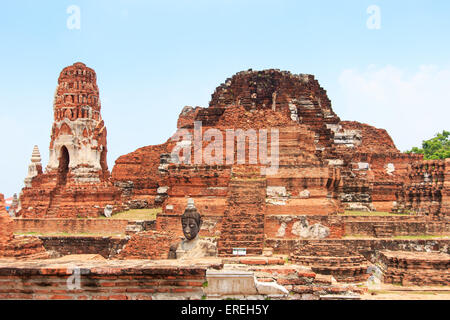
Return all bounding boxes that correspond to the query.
[222,257,286,266]
[292,255,367,267]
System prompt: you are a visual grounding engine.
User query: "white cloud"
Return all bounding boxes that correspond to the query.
[336,65,450,152]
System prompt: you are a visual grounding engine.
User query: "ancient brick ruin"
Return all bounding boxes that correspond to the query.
[380,251,450,286]
[394,159,450,216]
[0,194,48,259]
[18,63,122,218]
[0,194,12,244]
[1,66,449,300]
[0,194,5,216]
[112,70,428,221]
[112,69,446,260]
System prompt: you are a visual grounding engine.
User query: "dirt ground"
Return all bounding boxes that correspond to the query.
[362,284,450,300]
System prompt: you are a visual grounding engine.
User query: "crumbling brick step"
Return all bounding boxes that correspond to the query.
[292,255,366,267]
[218,171,266,257]
[222,257,286,265]
[289,241,370,283]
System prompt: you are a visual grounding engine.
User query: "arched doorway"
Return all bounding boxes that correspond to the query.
[57,146,70,185]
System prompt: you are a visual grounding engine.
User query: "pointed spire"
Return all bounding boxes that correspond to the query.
[11,193,18,208]
[31,145,41,163]
[24,145,42,188]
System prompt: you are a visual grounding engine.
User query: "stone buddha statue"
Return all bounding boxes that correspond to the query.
[168,198,217,259]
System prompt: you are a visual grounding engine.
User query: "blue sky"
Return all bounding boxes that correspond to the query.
[1,0,449,197]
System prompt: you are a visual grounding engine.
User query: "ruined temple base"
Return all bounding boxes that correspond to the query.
[289,241,370,283]
[0,256,364,300]
[380,251,450,286]
[0,235,50,260]
[19,182,123,219]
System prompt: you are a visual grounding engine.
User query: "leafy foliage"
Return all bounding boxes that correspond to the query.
[406,130,450,160]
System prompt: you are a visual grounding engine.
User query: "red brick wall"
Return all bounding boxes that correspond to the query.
[0,193,6,214]
[380,251,450,286]
[13,219,129,235]
[0,212,13,244]
[443,158,450,216]
[39,236,128,258]
[0,261,216,300]
[344,218,450,237]
[266,238,450,256]
[117,231,177,260]
[396,159,448,216]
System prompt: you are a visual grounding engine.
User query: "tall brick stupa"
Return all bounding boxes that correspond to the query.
[19,62,122,218]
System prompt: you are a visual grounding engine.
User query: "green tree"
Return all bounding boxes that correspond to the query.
[406,130,450,160]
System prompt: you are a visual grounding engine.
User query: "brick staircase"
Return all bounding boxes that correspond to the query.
[289,241,370,283]
[217,165,266,257]
[46,187,63,217]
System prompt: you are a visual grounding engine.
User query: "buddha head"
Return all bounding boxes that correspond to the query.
[181,198,202,241]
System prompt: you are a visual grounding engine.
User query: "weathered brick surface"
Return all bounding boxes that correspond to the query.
[289,241,369,283]
[380,251,450,286]
[1,199,48,259]
[333,121,423,213]
[0,260,220,300]
[163,164,230,214]
[13,218,130,236]
[0,198,13,245]
[343,216,450,238]
[395,159,450,216]
[217,166,266,256]
[266,238,450,256]
[39,236,128,259]
[0,194,6,215]
[0,236,48,259]
[117,231,176,260]
[112,143,171,208]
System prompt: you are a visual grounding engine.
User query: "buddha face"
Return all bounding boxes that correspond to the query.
[182,217,200,241]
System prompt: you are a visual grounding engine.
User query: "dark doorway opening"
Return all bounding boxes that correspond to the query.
[57,146,70,185]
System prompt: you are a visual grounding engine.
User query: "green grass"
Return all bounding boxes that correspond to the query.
[101,208,161,221]
[393,235,448,240]
[368,290,392,295]
[339,211,409,217]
